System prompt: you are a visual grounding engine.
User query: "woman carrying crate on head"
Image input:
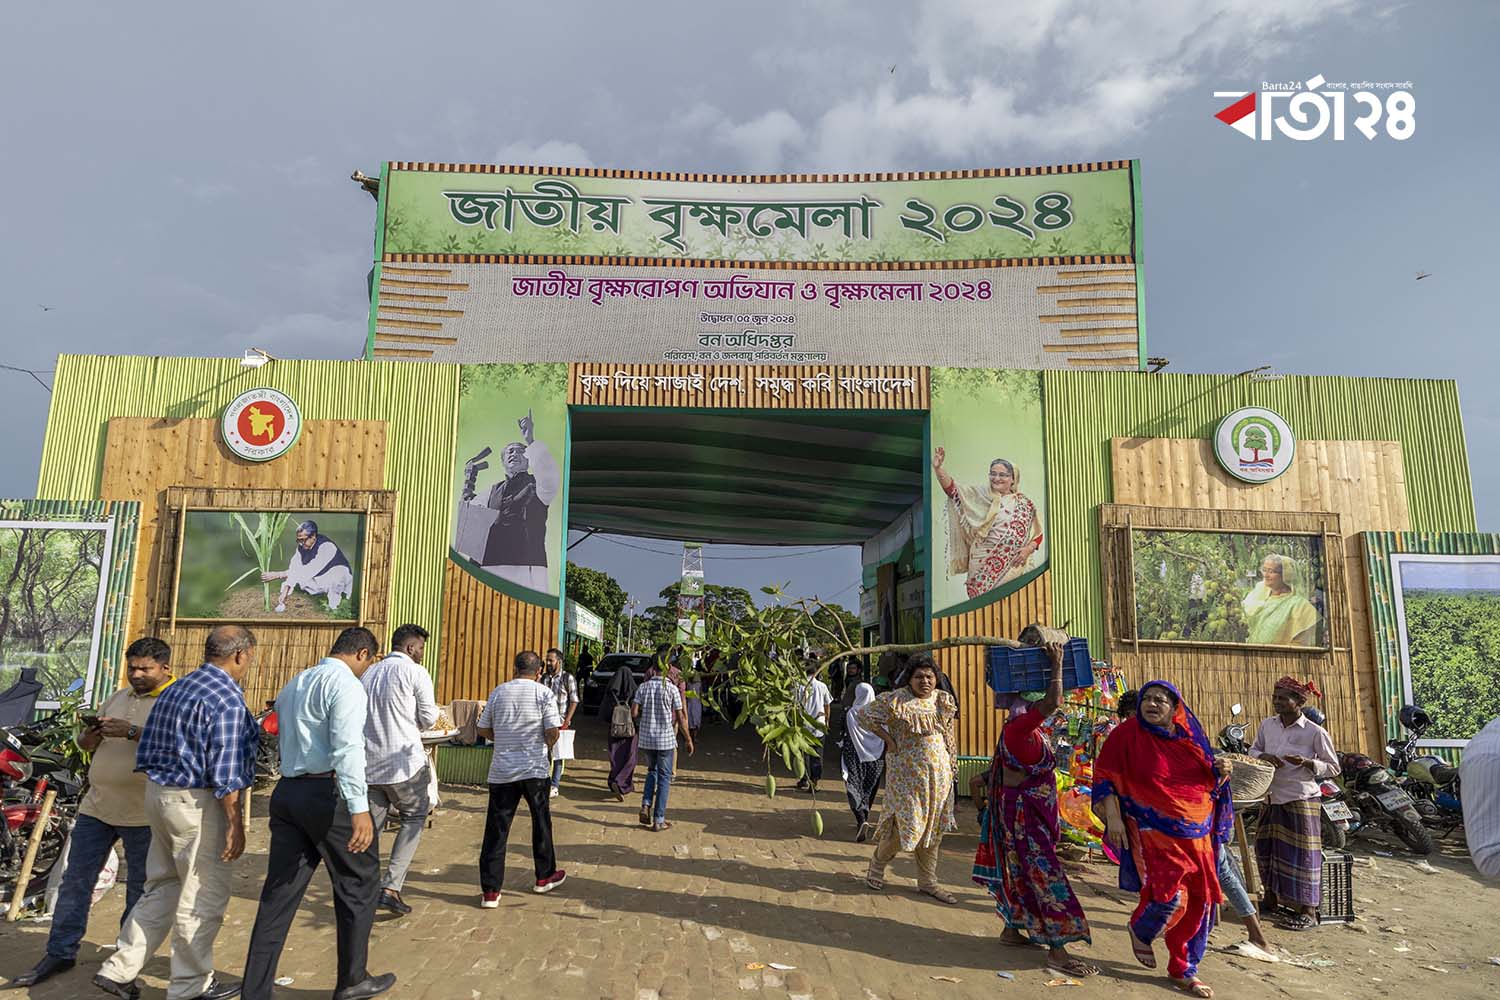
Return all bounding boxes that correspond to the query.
[970,637,1098,979]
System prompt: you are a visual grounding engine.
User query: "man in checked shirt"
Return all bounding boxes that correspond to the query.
[94,625,258,1000]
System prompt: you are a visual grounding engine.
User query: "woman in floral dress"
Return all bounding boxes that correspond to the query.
[858,658,959,903]
[933,448,1043,599]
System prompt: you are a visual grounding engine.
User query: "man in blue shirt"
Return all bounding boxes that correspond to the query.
[240,627,395,1000]
[94,625,257,1000]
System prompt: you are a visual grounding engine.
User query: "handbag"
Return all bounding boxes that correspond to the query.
[610,703,636,739]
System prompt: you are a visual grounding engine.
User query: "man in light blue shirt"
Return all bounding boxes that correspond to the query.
[241,628,396,1000]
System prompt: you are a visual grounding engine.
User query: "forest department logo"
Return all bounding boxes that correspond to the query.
[222,388,301,462]
[1214,407,1295,484]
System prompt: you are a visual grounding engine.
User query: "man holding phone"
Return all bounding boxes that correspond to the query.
[9,638,175,989]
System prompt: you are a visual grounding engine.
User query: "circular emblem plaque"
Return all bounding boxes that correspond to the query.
[222,388,301,462]
[1214,406,1295,484]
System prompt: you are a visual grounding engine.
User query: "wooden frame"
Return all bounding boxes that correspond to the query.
[163,505,378,626]
[1098,503,1367,752]
[150,488,397,709]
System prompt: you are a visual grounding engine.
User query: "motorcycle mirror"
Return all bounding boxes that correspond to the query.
[1230,703,1243,717]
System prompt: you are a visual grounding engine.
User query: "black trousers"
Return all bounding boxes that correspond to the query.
[242,776,380,999]
[479,778,556,892]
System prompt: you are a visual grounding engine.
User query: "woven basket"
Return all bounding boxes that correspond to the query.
[1222,752,1274,803]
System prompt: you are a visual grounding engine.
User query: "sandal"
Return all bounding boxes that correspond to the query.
[651,821,672,832]
[1047,957,1101,978]
[920,886,958,905]
[865,875,885,891]
[1172,977,1213,998]
[638,809,652,826]
[1128,928,1157,970]
[1274,911,1317,931]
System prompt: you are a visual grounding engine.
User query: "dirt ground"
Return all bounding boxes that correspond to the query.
[2,716,1497,999]
[215,586,351,621]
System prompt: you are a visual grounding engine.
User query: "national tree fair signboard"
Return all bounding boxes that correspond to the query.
[368,160,1145,371]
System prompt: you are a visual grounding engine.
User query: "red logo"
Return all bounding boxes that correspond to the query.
[236,402,285,445]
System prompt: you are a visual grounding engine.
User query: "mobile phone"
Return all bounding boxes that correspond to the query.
[80,715,102,728]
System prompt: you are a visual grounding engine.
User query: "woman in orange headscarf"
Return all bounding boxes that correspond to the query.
[1093,681,1233,998]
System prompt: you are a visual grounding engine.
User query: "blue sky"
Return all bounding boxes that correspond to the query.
[1399,558,1500,593]
[2,1,1494,609]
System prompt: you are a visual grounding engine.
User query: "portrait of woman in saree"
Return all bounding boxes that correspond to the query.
[1130,529,1326,648]
[934,450,1044,600]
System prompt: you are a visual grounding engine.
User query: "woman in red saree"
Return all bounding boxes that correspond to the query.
[1093,681,1233,998]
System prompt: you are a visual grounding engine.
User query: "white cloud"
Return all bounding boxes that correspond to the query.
[494,139,595,168]
[683,0,1362,170]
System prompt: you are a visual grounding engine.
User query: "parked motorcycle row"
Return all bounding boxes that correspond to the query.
[1218,701,1464,857]
[1,701,87,911]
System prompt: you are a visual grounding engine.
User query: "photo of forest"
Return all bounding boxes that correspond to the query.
[1132,529,1327,648]
[1395,556,1500,743]
[0,523,108,704]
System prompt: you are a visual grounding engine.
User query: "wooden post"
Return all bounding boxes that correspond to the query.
[6,789,58,922]
[1235,812,1261,897]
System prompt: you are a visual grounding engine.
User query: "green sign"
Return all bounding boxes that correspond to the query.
[382,163,1136,262]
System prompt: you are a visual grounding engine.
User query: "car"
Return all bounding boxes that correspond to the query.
[578,653,655,715]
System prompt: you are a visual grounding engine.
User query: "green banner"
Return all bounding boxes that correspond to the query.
[929,369,1048,617]
[451,364,569,603]
[383,164,1135,262]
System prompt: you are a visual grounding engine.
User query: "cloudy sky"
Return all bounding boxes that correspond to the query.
[3,1,1494,610]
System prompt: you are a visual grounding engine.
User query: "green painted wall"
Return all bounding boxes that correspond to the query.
[1041,371,1476,649]
[37,355,460,666]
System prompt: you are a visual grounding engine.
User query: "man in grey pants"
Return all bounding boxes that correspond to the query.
[361,624,439,916]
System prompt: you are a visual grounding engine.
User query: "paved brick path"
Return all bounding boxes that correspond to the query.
[3,717,1497,999]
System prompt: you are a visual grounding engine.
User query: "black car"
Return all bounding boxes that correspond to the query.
[578,653,654,715]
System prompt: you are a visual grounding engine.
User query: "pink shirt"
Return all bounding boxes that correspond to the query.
[1250,713,1340,804]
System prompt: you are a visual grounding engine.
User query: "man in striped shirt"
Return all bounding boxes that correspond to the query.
[475,651,566,907]
[362,624,439,915]
[1462,717,1500,880]
[94,625,257,1000]
[632,666,694,832]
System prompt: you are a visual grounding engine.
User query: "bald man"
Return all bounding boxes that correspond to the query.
[94,625,259,1000]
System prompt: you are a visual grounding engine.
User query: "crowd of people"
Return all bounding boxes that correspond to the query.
[8,623,1495,1000]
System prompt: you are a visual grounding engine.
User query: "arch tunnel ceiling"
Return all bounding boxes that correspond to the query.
[567,409,925,546]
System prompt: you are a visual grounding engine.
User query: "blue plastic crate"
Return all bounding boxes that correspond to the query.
[986,638,1094,701]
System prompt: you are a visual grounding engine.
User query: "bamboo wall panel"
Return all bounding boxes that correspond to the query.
[1110,438,1411,752]
[438,559,558,702]
[37,356,459,677]
[931,572,1051,756]
[1042,371,1475,661]
[148,488,397,710]
[568,363,929,410]
[1098,504,1372,751]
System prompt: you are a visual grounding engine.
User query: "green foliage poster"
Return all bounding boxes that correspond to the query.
[1393,555,1500,744]
[0,522,109,704]
[453,364,569,603]
[1132,530,1327,648]
[928,369,1047,616]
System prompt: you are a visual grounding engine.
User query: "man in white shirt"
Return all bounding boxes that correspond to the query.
[362,624,439,916]
[795,659,833,794]
[541,647,579,798]
[1462,716,1500,879]
[475,651,566,907]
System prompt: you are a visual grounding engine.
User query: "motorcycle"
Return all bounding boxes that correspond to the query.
[1,716,85,910]
[254,701,281,786]
[1387,704,1463,838]
[1338,747,1434,855]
